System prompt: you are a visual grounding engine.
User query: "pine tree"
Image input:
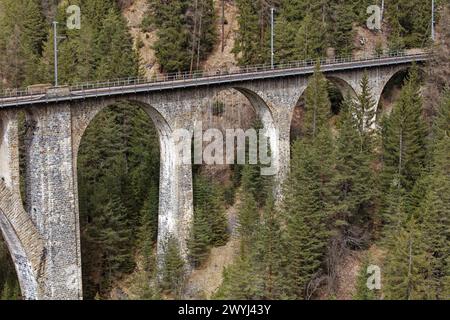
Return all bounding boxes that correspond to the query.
[333,96,375,240]
[253,194,284,299]
[139,185,159,271]
[273,17,297,64]
[237,186,259,254]
[332,1,355,57]
[148,0,216,72]
[161,236,185,296]
[96,194,134,287]
[356,72,377,143]
[386,2,406,52]
[233,0,262,65]
[303,62,331,139]
[380,66,428,222]
[193,175,229,249]
[423,4,450,118]
[188,208,211,267]
[385,0,432,50]
[293,14,326,61]
[281,140,330,299]
[1,280,12,300]
[383,216,430,300]
[419,93,450,299]
[95,8,139,79]
[0,0,46,87]
[214,255,262,300]
[78,104,160,298]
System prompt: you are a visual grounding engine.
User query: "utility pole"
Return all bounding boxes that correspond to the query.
[431,0,435,41]
[271,7,275,69]
[381,0,385,24]
[221,0,225,53]
[53,21,59,87]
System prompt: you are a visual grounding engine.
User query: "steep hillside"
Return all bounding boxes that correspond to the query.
[123,0,160,78]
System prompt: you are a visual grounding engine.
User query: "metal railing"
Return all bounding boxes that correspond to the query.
[0,50,429,104]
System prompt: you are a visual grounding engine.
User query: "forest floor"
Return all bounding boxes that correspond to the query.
[323,244,385,300]
[183,196,241,299]
[123,0,161,79]
[123,0,239,77]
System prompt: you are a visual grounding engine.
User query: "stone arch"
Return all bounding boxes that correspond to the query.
[0,113,44,300]
[290,74,354,141]
[233,87,276,128]
[376,66,424,120]
[127,99,180,264]
[227,80,305,199]
[326,75,358,103]
[232,87,279,177]
[0,208,38,299]
[73,97,183,285]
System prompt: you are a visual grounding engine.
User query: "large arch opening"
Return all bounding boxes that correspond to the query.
[0,226,21,300]
[377,67,425,121]
[290,77,356,143]
[184,87,274,299]
[77,101,161,300]
[193,88,257,207]
[0,113,27,300]
[377,68,410,120]
[0,116,20,300]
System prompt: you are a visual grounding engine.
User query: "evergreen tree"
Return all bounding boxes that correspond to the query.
[356,72,377,143]
[161,236,185,296]
[193,175,229,250]
[188,208,211,267]
[39,0,137,84]
[380,66,427,222]
[237,185,259,254]
[281,140,330,299]
[214,255,262,300]
[1,280,12,300]
[293,14,326,61]
[303,62,331,139]
[332,1,355,57]
[139,185,159,271]
[419,93,450,299]
[384,216,430,300]
[273,17,297,64]
[95,8,139,79]
[333,96,375,241]
[253,194,284,299]
[233,0,264,65]
[385,0,432,50]
[147,0,216,72]
[0,0,46,87]
[96,194,134,289]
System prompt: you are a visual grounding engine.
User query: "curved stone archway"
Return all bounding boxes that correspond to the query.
[375,66,424,120]
[326,75,358,100]
[233,79,306,199]
[0,208,38,299]
[0,112,44,300]
[72,97,193,279]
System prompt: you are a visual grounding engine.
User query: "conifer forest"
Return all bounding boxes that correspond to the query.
[0,0,448,302]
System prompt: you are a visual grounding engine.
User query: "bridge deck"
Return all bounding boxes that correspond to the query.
[0,52,428,108]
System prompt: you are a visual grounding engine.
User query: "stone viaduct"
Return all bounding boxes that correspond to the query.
[0,53,427,299]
